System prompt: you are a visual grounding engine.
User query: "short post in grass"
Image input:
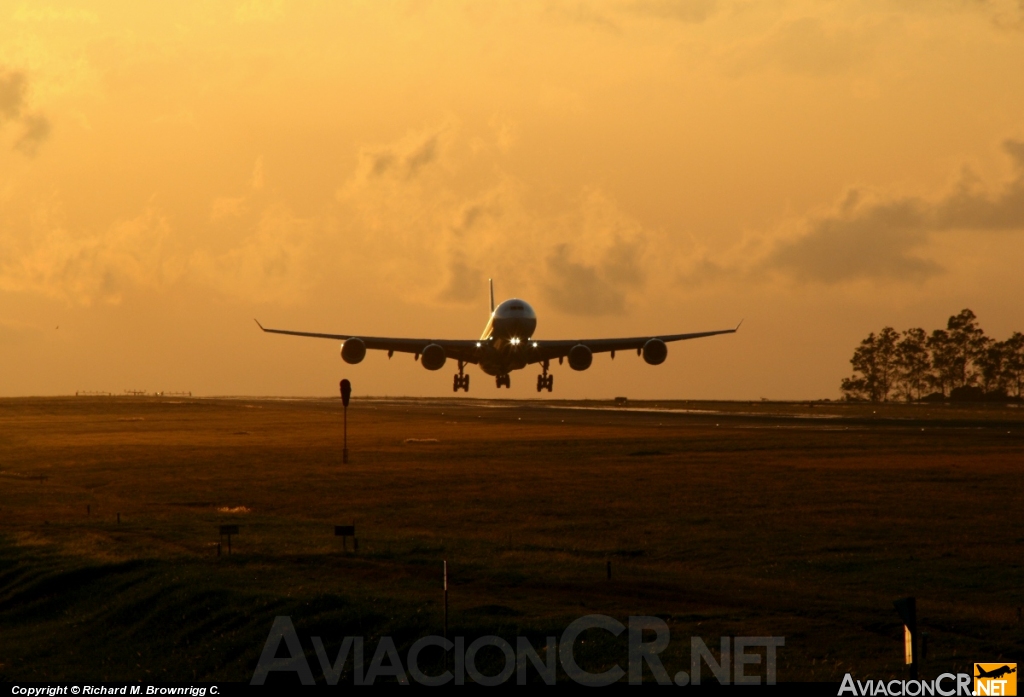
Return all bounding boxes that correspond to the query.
[443,560,449,672]
[220,524,239,555]
[340,379,352,464]
[893,597,918,680]
[335,524,355,552]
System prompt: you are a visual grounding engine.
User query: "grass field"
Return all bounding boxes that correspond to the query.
[1,396,1022,683]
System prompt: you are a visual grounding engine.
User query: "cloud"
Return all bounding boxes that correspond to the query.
[14,114,51,156]
[542,236,647,316]
[623,0,718,23]
[405,135,440,178]
[0,69,51,155]
[437,254,485,305]
[345,129,445,189]
[0,208,181,305]
[546,0,717,32]
[0,70,27,122]
[762,139,1024,283]
[191,203,321,304]
[728,16,881,77]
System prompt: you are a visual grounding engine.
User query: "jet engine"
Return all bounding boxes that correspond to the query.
[421,343,447,371]
[642,338,668,365]
[341,338,366,364]
[568,344,593,371]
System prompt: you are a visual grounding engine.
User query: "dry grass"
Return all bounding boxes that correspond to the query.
[0,396,1021,682]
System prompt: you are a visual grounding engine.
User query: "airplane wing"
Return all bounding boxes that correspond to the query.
[526,322,742,364]
[254,320,484,363]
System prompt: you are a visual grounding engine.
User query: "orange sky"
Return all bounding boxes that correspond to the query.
[2,1,1024,399]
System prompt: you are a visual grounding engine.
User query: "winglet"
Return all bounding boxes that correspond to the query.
[735,319,744,331]
[254,318,266,331]
[489,278,495,314]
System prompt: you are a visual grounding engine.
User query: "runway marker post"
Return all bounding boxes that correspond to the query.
[220,524,239,555]
[340,379,351,464]
[335,524,355,552]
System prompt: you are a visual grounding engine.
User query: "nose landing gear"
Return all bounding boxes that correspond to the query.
[536,360,553,392]
[453,361,470,392]
[495,374,511,389]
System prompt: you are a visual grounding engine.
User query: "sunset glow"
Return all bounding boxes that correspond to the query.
[3,1,1023,398]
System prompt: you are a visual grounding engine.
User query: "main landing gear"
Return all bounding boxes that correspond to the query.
[536,360,553,392]
[453,361,470,392]
[495,374,511,389]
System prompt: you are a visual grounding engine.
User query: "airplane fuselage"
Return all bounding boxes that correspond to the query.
[477,298,538,377]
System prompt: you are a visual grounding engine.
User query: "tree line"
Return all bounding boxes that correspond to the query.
[840,309,1024,402]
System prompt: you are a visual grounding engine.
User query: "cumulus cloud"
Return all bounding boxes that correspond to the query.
[762,139,1024,283]
[344,129,445,189]
[623,0,718,23]
[0,208,181,305]
[436,198,499,304]
[0,69,51,156]
[14,113,52,156]
[728,16,882,77]
[190,204,321,304]
[542,234,648,316]
[437,254,485,305]
[0,71,27,121]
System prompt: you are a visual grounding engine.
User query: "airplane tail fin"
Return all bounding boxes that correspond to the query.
[489,278,495,314]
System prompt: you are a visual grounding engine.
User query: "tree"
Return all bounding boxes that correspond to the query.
[926,329,956,397]
[977,340,1006,394]
[1002,332,1024,398]
[841,328,899,402]
[840,310,1019,402]
[945,309,989,389]
[895,328,930,401]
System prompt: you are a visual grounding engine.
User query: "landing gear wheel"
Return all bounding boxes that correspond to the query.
[453,372,470,392]
[537,374,554,392]
[496,375,511,389]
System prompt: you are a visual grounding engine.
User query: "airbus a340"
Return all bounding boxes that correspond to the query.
[256,281,740,392]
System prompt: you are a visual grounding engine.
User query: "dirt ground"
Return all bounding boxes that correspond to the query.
[1,396,1021,683]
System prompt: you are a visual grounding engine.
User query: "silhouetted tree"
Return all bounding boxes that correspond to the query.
[841,310,1019,401]
[841,327,899,402]
[1002,332,1024,398]
[895,328,930,401]
[926,328,956,397]
[945,309,989,389]
[977,340,1006,394]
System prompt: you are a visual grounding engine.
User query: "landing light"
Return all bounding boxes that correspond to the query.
[476,342,481,347]
[532,342,538,347]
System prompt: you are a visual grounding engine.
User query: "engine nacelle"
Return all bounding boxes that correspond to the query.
[421,343,447,371]
[568,344,593,371]
[642,338,668,365]
[341,338,366,364]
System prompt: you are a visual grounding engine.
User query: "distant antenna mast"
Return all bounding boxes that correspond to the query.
[489,278,495,314]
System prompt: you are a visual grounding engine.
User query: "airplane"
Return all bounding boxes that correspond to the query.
[255,280,740,392]
[975,666,1016,680]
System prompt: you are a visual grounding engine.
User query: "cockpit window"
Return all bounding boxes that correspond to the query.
[510,304,523,310]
